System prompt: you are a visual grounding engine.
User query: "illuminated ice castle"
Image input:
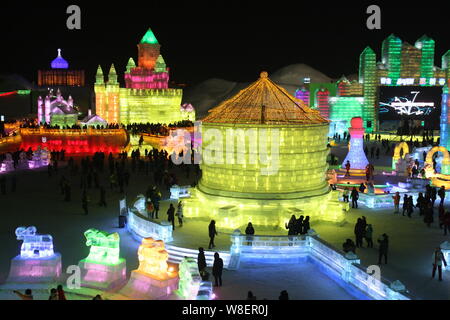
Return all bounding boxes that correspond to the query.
[184,72,346,229]
[296,35,450,134]
[94,28,195,124]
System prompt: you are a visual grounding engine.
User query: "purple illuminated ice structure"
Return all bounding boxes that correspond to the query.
[341,117,369,170]
[0,153,14,173]
[78,259,127,291]
[118,271,178,300]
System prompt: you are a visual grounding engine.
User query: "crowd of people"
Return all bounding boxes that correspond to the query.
[342,216,389,265]
[126,120,194,136]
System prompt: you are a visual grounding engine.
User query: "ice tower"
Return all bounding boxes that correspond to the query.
[94,28,195,124]
[341,117,369,172]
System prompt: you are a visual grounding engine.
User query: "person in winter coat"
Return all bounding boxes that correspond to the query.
[431,187,437,207]
[345,161,351,177]
[402,194,408,216]
[350,187,359,209]
[354,218,364,248]
[208,220,218,249]
[361,216,367,231]
[245,222,255,246]
[212,252,223,287]
[424,202,434,227]
[197,247,207,276]
[285,215,297,236]
[432,247,447,281]
[359,183,366,194]
[416,193,426,216]
[393,192,400,214]
[82,189,89,215]
[176,201,184,227]
[167,203,175,230]
[302,216,310,235]
[57,285,66,300]
[444,212,450,236]
[146,198,154,219]
[279,290,289,300]
[48,288,58,300]
[377,234,389,265]
[295,216,304,235]
[365,224,373,248]
[407,196,414,218]
[438,186,446,206]
[98,186,107,207]
[343,239,356,254]
[247,291,257,300]
[343,186,350,202]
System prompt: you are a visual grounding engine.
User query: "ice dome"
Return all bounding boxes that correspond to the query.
[51,49,69,69]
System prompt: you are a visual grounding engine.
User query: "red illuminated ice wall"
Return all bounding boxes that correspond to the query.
[19,129,128,155]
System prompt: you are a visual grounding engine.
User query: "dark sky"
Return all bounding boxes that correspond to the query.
[1,1,449,86]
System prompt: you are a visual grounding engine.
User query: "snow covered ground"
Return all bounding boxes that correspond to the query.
[0,143,448,300]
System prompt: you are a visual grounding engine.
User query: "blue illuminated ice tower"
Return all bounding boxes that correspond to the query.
[341,117,369,172]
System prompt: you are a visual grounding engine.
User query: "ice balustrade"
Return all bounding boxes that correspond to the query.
[165,244,231,269]
[230,233,411,300]
[127,207,173,243]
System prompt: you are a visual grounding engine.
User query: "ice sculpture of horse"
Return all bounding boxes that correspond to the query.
[15,226,54,259]
[84,228,120,265]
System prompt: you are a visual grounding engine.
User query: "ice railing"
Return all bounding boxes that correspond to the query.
[127,208,173,243]
[309,236,411,300]
[229,232,411,300]
[230,233,309,253]
[165,244,231,269]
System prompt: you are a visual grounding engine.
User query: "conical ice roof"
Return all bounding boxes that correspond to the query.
[140,28,159,44]
[202,72,329,125]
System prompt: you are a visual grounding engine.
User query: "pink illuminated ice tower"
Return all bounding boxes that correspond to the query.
[341,117,369,172]
[124,29,169,89]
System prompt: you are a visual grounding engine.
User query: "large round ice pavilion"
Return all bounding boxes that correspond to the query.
[184,72,346,229]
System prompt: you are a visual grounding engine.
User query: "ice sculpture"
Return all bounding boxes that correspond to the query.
[117,237,178,299]
[6,226,61,283]
[0,153,14,172]
[341,117,369,172]
[78,228,127,290]
[16,226,54,258]
[177,257,202,300]
[170,185,190,200]
[17,152,30,170]
[84,229,120,265]
[29,146,50,169]
[137,238,171,278]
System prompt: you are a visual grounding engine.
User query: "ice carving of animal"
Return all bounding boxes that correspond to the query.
[137,237,170,278]
[84,229,120,265]
[15,226,54,258]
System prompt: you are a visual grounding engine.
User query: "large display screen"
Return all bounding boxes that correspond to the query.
[378,86,442,128]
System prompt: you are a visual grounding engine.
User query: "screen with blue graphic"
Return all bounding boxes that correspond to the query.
[378,86,442,128]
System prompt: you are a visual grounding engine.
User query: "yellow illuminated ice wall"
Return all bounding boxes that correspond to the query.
[184,72,346,230]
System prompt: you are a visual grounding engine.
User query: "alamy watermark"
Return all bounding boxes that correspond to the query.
[170,121,280,175]
[366,5,381,30]
[66,5,81,30]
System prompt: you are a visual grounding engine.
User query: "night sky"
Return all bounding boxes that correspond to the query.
[1,1,449,86]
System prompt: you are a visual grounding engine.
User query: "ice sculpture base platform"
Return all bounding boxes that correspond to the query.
[6,253,62,284]
[78,258,127,291]
[117,270,179,300]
